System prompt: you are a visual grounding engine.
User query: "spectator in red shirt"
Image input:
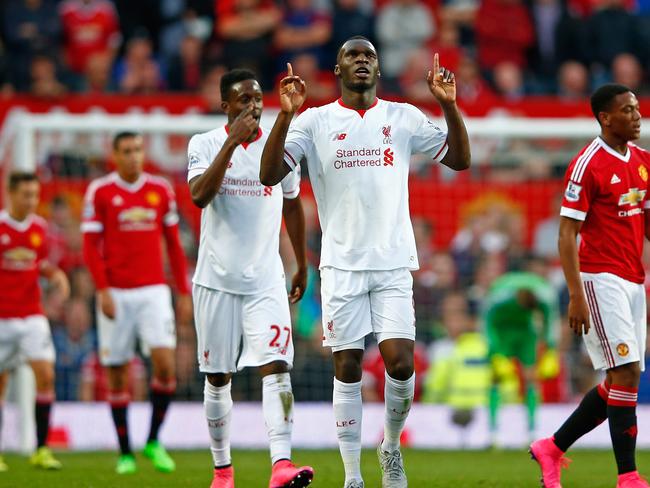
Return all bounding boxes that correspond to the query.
[59,0,121,75]
[475,0,534,75]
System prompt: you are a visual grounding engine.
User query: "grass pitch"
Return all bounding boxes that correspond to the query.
[2,449,649,487]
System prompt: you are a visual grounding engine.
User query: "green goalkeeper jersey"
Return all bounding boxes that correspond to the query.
[483,272,559,349]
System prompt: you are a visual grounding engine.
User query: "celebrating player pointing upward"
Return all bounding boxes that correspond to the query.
[261,36,470,488]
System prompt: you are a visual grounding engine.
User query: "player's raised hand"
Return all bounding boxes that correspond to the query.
[99,288,116,320]
[227,105,258,145]
[288,267,307,304]
[427,53,456,106]
[279,63,306,114]
[568,294,590,336]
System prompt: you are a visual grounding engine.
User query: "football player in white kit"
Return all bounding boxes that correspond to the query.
[187,69,314,488]
[261,37,471,488]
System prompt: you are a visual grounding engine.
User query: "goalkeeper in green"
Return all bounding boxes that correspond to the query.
[483,271,559,445]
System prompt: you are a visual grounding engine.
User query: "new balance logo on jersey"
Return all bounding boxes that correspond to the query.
[383,148,394,166]
[332,133,347,141]
[611,174,621,184]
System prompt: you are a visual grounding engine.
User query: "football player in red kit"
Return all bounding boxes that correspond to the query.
[0,172,70,471]
[82,132,192,474]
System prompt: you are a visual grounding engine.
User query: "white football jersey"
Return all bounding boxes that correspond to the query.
[188,127,300,294]
[284,98,447,271]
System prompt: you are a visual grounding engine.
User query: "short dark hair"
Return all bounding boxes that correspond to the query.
[337,36,373,62]
[113,131,140,150]
[590,83,631,122]
[8,171,38,191]
[220,69,257,101]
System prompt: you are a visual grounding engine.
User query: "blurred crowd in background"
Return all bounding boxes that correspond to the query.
[1,0,650,104]
[5,0,650,413]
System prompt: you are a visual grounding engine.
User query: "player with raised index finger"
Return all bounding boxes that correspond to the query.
[261,36,471,488]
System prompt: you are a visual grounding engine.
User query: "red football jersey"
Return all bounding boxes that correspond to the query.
[560,137,650,284]
[0,211,48,318]
[81,172,188,290]
[59,0,120,73]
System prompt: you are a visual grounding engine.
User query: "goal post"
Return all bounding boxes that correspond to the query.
[1,110,604,172]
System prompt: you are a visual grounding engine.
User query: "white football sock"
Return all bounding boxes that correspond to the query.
[204,379,233,468]
[333,377,363,482]
[383,372,415,452]
[262,372,293,464]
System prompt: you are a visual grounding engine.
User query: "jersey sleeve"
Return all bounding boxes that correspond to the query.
[409,107,449,162]
[283,109,315,171]
[80,182,104,233]
[559,152,598,221]
[160,179,180,227]
[280,163,301,199]
[187,134,212,182]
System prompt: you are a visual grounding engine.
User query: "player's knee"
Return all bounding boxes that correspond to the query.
[610,362,641,387]
[35,368,55,392]
[385,357,414,381]
[206,373,231,387]
[334,356,363,383]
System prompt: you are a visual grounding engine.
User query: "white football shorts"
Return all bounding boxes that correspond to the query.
[581,272,646,371]
[0,315,55,371]
[320,267,415,351]
[192,283,294,374]
[97,284,176,366]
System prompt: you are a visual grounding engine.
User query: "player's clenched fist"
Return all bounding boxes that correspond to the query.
[279,63,306,114]
[227,106,258,145]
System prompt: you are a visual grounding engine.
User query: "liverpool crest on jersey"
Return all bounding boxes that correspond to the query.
[382,125,392,144]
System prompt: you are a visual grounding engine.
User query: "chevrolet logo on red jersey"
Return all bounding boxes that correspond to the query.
[3,247,37,261]
[118,207,157,223]
[618,188,646,206]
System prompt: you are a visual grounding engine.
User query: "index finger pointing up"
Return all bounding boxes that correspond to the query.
[433,53,439,75]
[287,63,293,77]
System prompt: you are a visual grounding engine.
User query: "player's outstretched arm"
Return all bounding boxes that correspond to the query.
[260,63,306,186]
[558,216,590,335]
[427,53,471,171]
[282,196,307,303]
[189,106,258,208]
